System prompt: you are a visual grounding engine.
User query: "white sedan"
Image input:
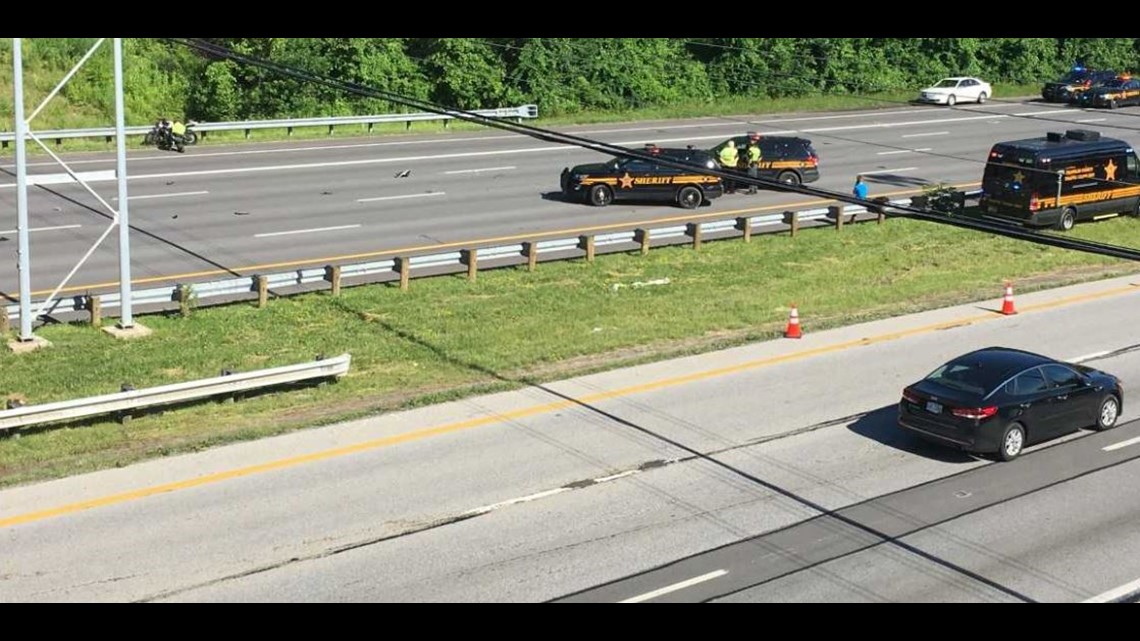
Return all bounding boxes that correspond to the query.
[917,77,993,106]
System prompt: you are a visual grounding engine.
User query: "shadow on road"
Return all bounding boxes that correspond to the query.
[847,404,977,463]
[864,173,937,189]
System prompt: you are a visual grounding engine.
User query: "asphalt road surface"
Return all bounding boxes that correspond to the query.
[2,272,1140,602]
[3,98,1140,297]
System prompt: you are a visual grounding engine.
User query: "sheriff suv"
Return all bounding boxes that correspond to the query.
[560,145,724,209]
[1041,66,1117,103]
[709,134,821,187]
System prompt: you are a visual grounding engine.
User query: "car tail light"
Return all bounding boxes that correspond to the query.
[951,406,998,420]
[1028,194,1040,212]
[808,153,819,166]
[902,389,921,404]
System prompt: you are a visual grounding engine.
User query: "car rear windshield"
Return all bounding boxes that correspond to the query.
[923,360,1006,396]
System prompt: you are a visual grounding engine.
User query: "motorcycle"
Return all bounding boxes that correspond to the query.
[143,120,199,151]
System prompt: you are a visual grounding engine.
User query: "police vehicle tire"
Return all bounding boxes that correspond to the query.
[588,184,613,207]
[947,94,957,106]
[677,186,702,209]
[778,171,801,186]
[1056,207,1076,232]
[977,92,988,104]
[1110,99,1118,110]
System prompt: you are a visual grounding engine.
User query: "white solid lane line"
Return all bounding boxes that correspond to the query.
[254,224,361,238]
[860,167,918,175]
[357,192,446,203]
[443,166,516,175]
[113,190,209,201]
[1102,436,1140,453]
[1077,118,1107,123]
[1082,576,1140,602]
[0,224,82,234]
[619,569,729,603]
[1067,350,1111,363]
[462,488,571,517]
[902,131,949,138]
[877,148,932,155]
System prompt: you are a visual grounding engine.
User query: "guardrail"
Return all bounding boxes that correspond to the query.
[0,105,539,147]
[0,354,351,431]
[2,190,983,325]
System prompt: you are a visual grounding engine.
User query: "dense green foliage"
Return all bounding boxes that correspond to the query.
[2,38,1138,124]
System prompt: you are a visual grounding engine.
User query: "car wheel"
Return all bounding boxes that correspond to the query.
[998,423,1025,461]
[777,171,801,186]
[677,186,702,209]
[977,92,988,104]
[947,94,957,106]
[1131,199,1140,218]
[588,184,613,207]
[1110,99,1119,110]
[1056,207,1076,232]
[1096,395,1121,431]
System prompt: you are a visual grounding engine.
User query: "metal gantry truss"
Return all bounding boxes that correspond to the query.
[9,37,134,343]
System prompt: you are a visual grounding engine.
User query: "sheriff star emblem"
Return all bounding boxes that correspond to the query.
[618,172,634,189]
[1105,159,1119,181]
[1012,171,1025,184]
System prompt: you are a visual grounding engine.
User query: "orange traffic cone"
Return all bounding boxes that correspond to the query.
[785,305,803,338]
[1001,281,1017,315]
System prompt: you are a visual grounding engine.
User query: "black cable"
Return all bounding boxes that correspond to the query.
[166,38,1140,264]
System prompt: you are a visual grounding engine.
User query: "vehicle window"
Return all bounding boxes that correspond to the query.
[935,79,959,88]
[1003,368,1047,396]
[924,363,986,395]
[964,79,977,87]
[1127,154,1139,179]
[1043,364,1083,388]
[624,160,654,173]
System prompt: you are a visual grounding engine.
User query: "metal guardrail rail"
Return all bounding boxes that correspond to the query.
[2,191,984,323]
[0,105,539,145]
[0,354,351,431]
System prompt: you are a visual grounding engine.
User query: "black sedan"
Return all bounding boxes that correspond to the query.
[898,347,1123,461]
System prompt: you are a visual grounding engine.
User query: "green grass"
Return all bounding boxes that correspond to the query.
[0,84,1044,156]
[1,211,1137,488]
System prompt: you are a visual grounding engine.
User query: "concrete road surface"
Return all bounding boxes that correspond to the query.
[3,99,1139,296]
[3,271,1140,601]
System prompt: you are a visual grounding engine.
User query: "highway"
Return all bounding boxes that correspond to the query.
[2,271,1140,602]
[4,99,1140,297]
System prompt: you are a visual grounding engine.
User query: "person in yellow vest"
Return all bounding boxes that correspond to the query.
[745,138,762,194]
[718,140,739,193]
[171,120,187,153]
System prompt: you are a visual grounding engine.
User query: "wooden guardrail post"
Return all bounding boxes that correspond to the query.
[326,265,342,296]
[736,216,753,243]
[686,223,703,250]
[635,228,651,255]
[783,210,799,237]
[873,197,889,224]
[829,205,844,231]
[579,235,595,262]
[177,284,192,317]
[397,257,410,290]
[462,249,478,282]
[523,241,538,271]
[88,295,102,327]
[256,275,268,308]
[0,304,8,335]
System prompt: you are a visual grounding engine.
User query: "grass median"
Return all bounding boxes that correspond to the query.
[1,212,1138,488]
